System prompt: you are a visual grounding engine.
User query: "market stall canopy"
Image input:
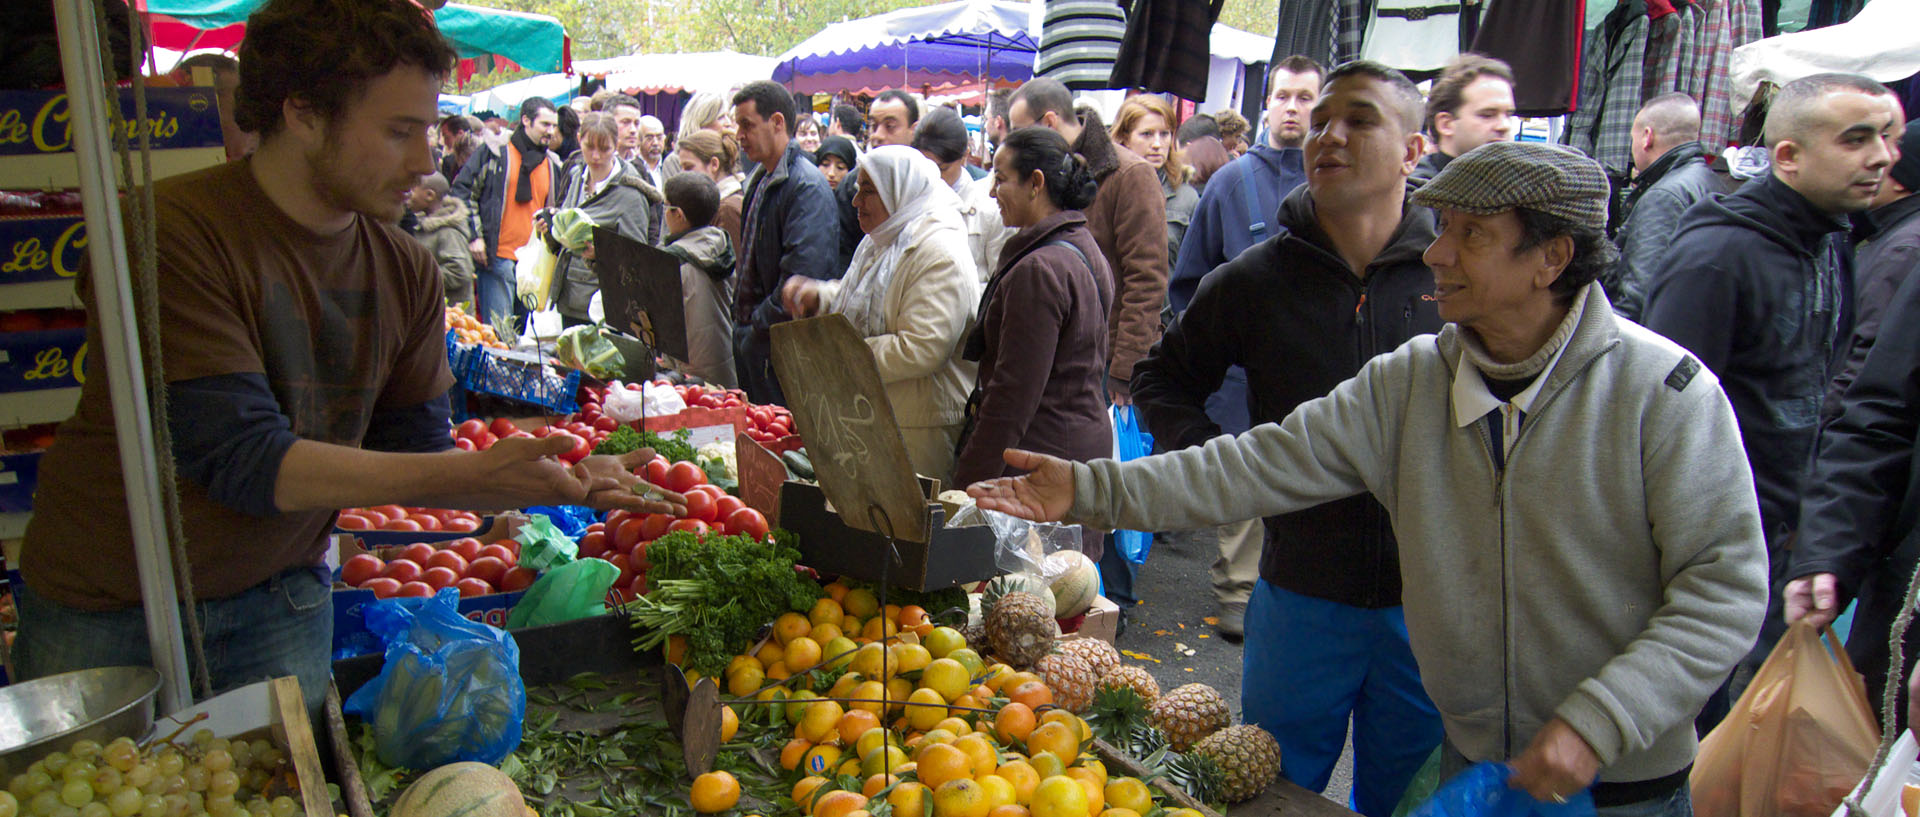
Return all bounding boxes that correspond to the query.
[574,50,776,96]
[1731,0,1920,112]
[135,0,570,83]
[772,0,1038,95]
[466,72,574,118]
[1207,22,1275,66]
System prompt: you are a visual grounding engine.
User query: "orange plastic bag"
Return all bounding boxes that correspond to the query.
[1693,620,1881,817]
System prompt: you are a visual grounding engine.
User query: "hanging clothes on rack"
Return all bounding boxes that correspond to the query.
[1565,0,1648,177]
[1470,0,1588,117]
[1038,0,1130,91]
[1334,0,1375,66]
[1108,0,1225,100]
[1691,0,1739,149]
[1362,0,1466,74]
[1273,0,1339,67]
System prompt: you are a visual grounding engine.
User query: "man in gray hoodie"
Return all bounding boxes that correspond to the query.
[968,142,1768,813]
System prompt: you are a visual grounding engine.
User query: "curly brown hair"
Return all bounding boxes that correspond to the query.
[234,0,457,137]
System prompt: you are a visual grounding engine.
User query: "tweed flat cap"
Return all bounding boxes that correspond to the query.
[1411,141,1610,230]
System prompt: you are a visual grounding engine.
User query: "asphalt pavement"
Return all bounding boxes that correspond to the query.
[1110,527,1356,810]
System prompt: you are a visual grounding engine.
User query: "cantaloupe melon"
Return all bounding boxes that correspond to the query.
[1045,550,1099,618]
[390,762,528,817]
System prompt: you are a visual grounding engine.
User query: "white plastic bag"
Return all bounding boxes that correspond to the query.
[524,306,563,341]
[514,233,558,310]
[1829,732,1918,817]
[641,381,688,416]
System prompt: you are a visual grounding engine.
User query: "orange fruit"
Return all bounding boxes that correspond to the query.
[922,659,971,701]
[689,770,740,813]
[906,688,950,731]
[863,773,899,798]
[766,661,793,681]
[862,616,900,642]
[727,665,765,697]
[915,742,973,790]
[981,665,1016,692]
[775,612,812,644]
[952,733,998,777]
[781,738,812,771]
[812,790,869,817]
[802,744,845,777]
[1026,722,1078,764]
[666,634,689,666]
[935,716,973,736]
[1006,681,1054,711]
[755,639,786,664]
[994,760,1041,803]
[986,807,1030,817]
[888,781,931,817]
[1027,751,1066,780]
[720,705,740,742]
[898,604,929,628]
[932,778,990,817]
[801,700,846,743]
[1002,671,1041,690]
[786,637,824,672]
[1068,774,1102,814]
[810,598,845,627]
[794,776,833,813]
[977,774,1017,809]
[1103,778,1152,813]
[844,588,880,620]
[849,680,889,715]
[838,709,882,745]
[810,621,845,645]
[825,581,850,603]
[891,642,934,675]
[1029,776,1088,817]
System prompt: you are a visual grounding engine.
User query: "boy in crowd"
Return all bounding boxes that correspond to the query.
[661,173,738,388]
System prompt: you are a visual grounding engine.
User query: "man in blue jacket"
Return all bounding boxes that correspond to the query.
[730,80,841,405]
[1643,72,1902,702]
[1133,61,1443,815]
[1161,55,1318,640]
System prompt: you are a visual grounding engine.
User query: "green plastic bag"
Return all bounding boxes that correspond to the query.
[504,557,619,629]
[514,514,578,571]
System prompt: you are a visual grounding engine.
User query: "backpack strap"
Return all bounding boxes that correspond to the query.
[1240,162,1269,244]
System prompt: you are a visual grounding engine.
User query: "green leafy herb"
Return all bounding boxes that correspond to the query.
[625,529,820,676]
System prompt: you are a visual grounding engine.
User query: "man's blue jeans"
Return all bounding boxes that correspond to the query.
[11,566,334,711]
[476,255,516,325]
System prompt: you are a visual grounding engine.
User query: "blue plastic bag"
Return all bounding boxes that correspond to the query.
[1110,405,1155,565]
[523,504,598,538]
[1410,763,1595,817]
[343,588,526,769]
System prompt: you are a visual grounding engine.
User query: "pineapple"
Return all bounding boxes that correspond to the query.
[1148,683,1230,751]
[1036,650,1098,712]
[982,574,1055,619]
[1166,749,1228,805]
[1096,664,1160,703]
[1189,724,1283,803]
[1087,682,1154,746]
[1059,637,1121,678]
[984,590,1058,668]
[960,620,988,652]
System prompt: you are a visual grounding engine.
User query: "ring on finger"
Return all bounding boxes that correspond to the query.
[1550,793,1568,805]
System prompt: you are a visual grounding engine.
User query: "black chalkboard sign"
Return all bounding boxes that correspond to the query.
[593,227,689,363]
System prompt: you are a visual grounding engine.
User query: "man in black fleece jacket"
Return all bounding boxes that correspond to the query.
[1130,62,1444,817]
[1642,72,1902,699]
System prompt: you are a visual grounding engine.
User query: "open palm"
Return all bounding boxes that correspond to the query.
[964,449,1078,522]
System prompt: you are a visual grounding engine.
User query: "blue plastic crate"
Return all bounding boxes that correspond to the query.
[460,346,580,415]
[445,330,473,422]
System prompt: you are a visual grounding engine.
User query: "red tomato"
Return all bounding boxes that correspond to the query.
[690,484,727,500]
[382,560,423,583]
[531,425,553,438]
[341,554,384,586]
[381,518,424,532]
[447,538,484,561]
[608,553,635,586]
[577,531,610,559]
[410,514,442,531]
[441,516,480,533]
[457,418,487,439]
[593,415,619,433]
[587,521,606,533]
[684,385,705,401]
[455,578,493,598]
[426,549,468,573]
[421,566,460,591]
[561,433,592,465]
[627,574,649,598]
[614,518,648,551]
[478,543,515,565]
[499,567,537,592]
[643,457,670,485]
[713,496,747,520]
[400,543,436,564]
[370,505,408,522]
[477,432,498,449]
[605,509,631,529]
[361,577,402,598]
[639,513,674,542]
[489,417,519,437]
[465,555,509,585]
[336,513,374,530]
[397,581,435,598]
[453,437,476,451]
[668,518,711,539]
[664,461,707,493]
[630,540,651,571]
[682,491,717,523]
[768,420,792,436]
[726,507,771,541]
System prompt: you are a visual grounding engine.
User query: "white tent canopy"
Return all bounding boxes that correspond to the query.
[1204,22,1278,113]
[1731,0,1920,112]
[467,72,575,117]
[574,50,777,96]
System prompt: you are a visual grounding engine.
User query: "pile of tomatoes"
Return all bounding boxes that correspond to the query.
[336,505,484,533]
[450,416,616,463]
[574,459,774,599]
[339,536,536,599]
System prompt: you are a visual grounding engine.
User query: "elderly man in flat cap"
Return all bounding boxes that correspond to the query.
[967,141,1768,814]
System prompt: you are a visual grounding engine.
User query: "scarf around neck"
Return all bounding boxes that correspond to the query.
[510,128,545,204]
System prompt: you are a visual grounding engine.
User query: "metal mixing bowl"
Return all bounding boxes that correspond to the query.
[0,666,162,777]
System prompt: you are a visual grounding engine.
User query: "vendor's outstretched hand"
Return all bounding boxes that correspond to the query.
[575,447,687,516]
[964,449,1076,522]
[473,435,595,508]
[1507,718,1599,805]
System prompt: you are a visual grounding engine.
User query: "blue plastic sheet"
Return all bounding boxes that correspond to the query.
[524,504,598,538]
[1410,763,1595,817]
[342,589,526,768]
[1111,405,1155,565]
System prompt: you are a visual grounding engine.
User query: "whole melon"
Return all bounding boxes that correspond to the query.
[390,762,528,817]
[1045,549,1099,618]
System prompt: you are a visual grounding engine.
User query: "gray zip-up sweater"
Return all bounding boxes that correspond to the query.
[1066,282,1767,784]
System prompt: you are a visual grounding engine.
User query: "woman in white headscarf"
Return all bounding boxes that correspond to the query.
[783,145,982,483]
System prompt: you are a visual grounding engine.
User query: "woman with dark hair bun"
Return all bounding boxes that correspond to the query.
[953,126,1114,558]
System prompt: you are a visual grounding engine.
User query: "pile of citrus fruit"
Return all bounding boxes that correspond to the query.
[675,581,1204,817]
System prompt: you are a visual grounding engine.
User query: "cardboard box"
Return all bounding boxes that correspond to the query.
[0,450,38,513]
[780,479,998,591]
[329,516,528,659]
[0,215,86,286]
[0,327,85,394]
[1061,595,1120,644]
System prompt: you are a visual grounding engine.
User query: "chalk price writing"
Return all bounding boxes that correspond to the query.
[0,94,182,153]
[1,221,87,279]
[21,343,86,386]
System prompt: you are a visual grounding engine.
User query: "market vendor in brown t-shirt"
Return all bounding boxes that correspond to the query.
[11,0,684,709]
